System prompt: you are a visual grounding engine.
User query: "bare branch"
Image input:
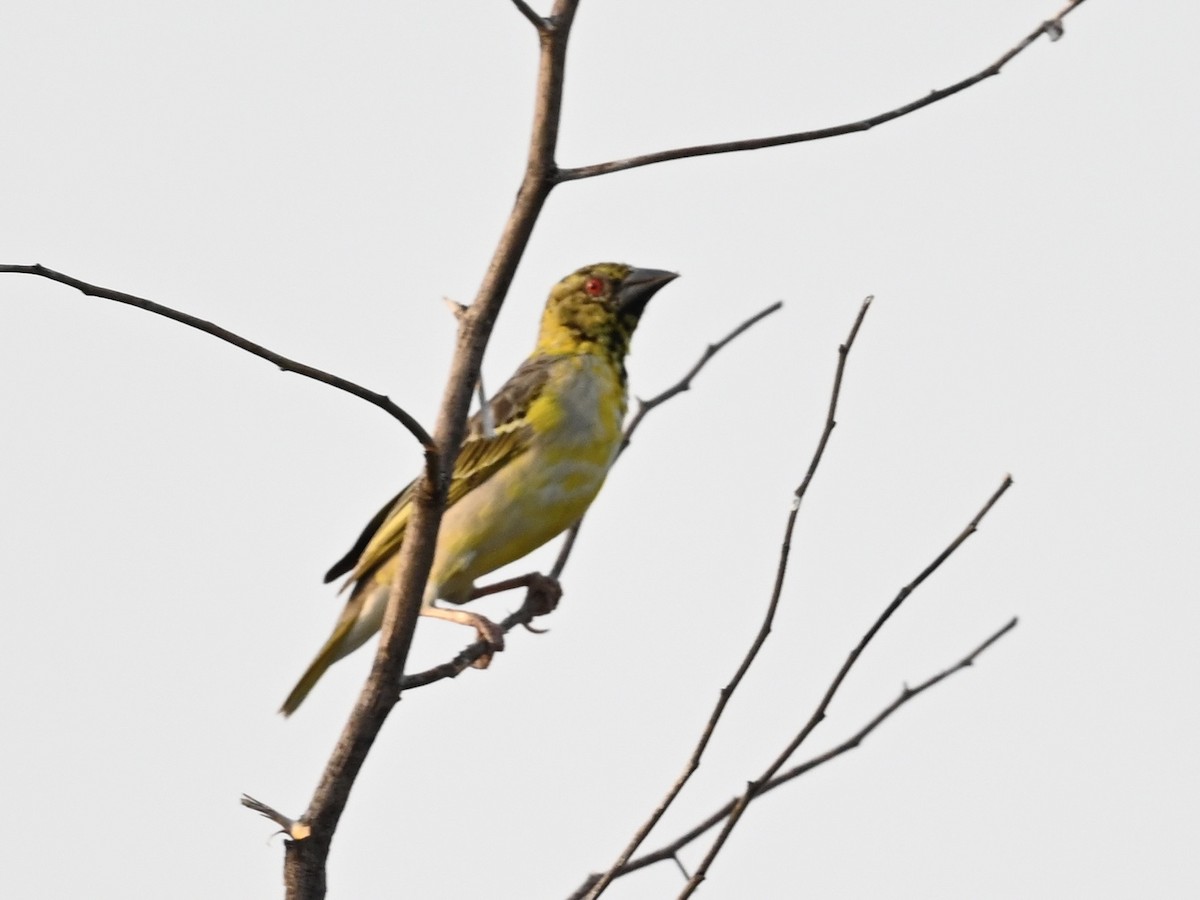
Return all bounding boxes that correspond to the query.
[550,300,783,581]
[556,1,1090,182]
[568,618,1018,897]
[581,297,868,900]
[508,0,545,30]
[400,574,561,688]
[0,263,438,461]
[275,3,582,896]
[677,475,1015,896]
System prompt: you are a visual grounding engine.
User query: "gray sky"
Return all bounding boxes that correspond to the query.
[2,1,1197,898]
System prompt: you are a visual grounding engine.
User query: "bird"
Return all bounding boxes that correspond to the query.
[280,263,678,715]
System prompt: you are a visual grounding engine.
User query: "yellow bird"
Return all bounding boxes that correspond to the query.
[281,263,677,715]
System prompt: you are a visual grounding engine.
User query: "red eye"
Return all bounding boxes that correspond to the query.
[584,276,605,296]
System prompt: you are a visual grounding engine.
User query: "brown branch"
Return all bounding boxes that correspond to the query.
[568,617,1018,898]
[556,0,1090,182]
[400,575,561,688]
[273,4,582,898]
[581,297,869,900]
[677,475,1015,897]
[550,300,784,582]
[0,263,438,463]
[508,0,545,30]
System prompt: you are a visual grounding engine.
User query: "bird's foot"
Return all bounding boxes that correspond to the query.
[470,571,562,634]
[420,605,505,669]
[520,573,562,633]
[470,615,506,670]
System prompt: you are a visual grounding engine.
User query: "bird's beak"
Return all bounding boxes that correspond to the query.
[617,267,678,316]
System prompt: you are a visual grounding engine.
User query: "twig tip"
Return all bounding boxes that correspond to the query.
[443,296,469,321]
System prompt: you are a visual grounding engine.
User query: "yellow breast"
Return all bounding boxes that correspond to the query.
[432,354,627,600]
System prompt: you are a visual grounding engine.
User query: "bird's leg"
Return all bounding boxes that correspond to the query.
[419,606,506,669]
[470,572,562,633]
[420,574,561,670]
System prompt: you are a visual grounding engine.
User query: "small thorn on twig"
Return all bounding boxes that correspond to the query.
[442,296,469,320]
[241,794,312,841]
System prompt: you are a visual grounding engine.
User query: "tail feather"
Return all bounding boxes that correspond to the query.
[280,654,332,717]
[280,617,357,716]
[281,584,386,716]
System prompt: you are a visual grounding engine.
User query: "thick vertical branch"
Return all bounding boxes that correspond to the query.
[279,3,580,897]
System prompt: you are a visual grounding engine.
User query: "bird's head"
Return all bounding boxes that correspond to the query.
[535,263,678,365]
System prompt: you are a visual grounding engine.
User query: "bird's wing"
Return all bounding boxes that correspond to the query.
[322,482,415,583]
[325,354,557,588]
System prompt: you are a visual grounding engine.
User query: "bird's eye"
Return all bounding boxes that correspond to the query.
[584,277,605,297]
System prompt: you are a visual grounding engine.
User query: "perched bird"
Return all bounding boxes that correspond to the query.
[281,263,677,715]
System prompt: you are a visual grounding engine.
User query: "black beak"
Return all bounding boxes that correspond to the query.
[616,267,678,317]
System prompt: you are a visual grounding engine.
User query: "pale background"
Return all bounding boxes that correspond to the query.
[2,2,1196,898]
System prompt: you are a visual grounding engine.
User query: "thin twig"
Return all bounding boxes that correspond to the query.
[0,263,438,462]
[567,617,1018,898]
[550,300,783,581]
[581,297,869,900]
[508,0,545,30]
[622,300,783,450]
[556,1,1089,182]
[677,475,1014,897]
[400,579,560,688]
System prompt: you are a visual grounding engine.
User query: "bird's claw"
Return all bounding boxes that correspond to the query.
[470,616,506,669]
[525,572,563,616]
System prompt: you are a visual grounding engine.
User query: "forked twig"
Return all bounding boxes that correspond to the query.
[581,297,870,900]
[676,475,1014,897]
[568,617,1018,897]
[508,0,545,31]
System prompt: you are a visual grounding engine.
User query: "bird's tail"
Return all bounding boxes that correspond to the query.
[279,616,357,717]
[280,653,332,717]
